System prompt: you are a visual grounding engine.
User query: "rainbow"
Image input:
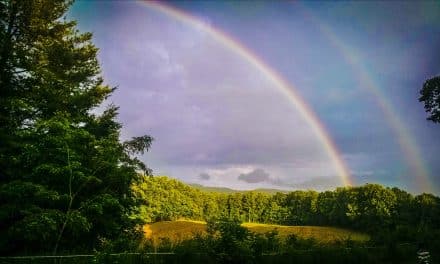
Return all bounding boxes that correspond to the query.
[140,1,352,186]
[300,7,433,193]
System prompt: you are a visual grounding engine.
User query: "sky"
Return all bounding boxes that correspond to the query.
[69,1,440,194]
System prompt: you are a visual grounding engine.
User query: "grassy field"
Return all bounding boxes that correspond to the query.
[143,220,207,246]
[242,222,369,243]
[143,220,369,246]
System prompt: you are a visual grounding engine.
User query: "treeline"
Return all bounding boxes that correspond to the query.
[133,176,440,243]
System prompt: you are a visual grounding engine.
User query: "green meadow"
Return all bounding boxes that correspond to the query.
[143,220,369,247]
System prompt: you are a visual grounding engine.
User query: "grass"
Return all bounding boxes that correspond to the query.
[143,220,207,247]
[242,222,369,243]
[143,220,370,246]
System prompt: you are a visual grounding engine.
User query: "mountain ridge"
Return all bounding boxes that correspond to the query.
[188,183,288,194]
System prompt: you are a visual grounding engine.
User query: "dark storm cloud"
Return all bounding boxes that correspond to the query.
[199,173,211,180]
[238,169,270,183]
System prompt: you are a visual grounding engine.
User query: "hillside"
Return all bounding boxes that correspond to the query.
[189,184,241,194]
[189,183,288,194]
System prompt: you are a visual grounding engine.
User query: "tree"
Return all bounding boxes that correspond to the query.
[206,219,254,262]
[352,184,397,231]
[419,76,440,123]
[0,0,152,255]
[284,191,318,225]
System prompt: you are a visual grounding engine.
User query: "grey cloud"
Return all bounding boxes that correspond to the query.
[238,169,270,183]
[82,2,364,189]
[199,173,211,180]
[97,9,333,172]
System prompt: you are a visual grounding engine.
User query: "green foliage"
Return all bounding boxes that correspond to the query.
[419,76,440,123]
[133,176,440,254]
[284,190,318,225]
[131,176,207,223]
[2,0,438,261]
[346,184,397,231]
[0,0,152,255]
[167,220,413,264]
[206,219,254,262]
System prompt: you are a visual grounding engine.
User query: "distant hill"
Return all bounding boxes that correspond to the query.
[189,183,288,194]
[188,184,240,194]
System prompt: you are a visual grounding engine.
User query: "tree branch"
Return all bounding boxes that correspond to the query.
[53,143,74,255]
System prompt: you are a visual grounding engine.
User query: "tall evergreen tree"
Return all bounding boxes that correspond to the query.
[0,0,152,255]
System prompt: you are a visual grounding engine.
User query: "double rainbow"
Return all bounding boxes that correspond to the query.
[139,1,433,191]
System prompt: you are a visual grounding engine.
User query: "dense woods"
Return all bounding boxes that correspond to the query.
[0,0,151,255]
[133,177,440,243]
[130,176,440,263]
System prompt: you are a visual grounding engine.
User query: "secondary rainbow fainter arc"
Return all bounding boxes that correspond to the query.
[141,1,353,187]
[299,7,433,194]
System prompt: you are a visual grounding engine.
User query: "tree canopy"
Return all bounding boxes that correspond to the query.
[132,176,440,236]
[0,0,152,255]
[419,76,440,123]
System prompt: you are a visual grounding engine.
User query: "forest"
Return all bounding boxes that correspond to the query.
[132,176,440,233]
[1,0,440,263]
[132,177,440,253]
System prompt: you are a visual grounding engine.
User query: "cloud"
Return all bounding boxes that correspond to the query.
[199,172,211,180]
[95,3,335,174]
[81,1,397,192]
[238,168,270,183]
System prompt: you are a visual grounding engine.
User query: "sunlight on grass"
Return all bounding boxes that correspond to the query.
[143,220,369,247]
[143,220,207,248]
[242,222,369,243]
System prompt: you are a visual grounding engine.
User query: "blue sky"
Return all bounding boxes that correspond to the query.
[70,1,440,194]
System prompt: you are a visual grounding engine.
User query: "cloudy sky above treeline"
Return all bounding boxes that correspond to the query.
[70,1,440,194]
